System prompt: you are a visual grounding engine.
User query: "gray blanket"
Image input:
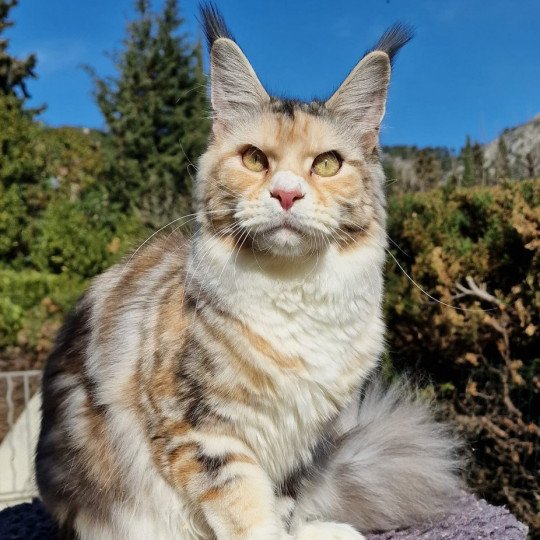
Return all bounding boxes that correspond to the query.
[367,493,528,540]
[0,494,528,539]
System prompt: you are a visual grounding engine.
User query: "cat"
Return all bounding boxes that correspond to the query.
[35,4,462,539]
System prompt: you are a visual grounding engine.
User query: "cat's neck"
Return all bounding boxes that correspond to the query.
[186,229,386,388]
[187,229,386,318]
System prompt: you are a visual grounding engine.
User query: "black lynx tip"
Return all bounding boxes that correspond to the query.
[199,2,235,51]
[367,22,415,64]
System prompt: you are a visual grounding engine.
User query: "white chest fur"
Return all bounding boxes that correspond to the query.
[188,234,387,481]
[190,233,385,368]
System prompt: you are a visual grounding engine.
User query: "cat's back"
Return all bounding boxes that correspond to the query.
[40,229,190,411]
[36,231,192,528]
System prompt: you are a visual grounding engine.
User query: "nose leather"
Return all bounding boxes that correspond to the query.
[271,189,304,211]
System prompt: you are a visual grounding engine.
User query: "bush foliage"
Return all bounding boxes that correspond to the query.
[0,270,85,349]
[0,97,146,352]
[385,179,539,531]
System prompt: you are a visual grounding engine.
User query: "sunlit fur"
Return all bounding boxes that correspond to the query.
[196,106,386,258]
[35,7,461,540]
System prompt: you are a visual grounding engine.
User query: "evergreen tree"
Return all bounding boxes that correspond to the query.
[0,0,37,100]
[89,0,210,226]
[0,1,44,262]
[522,151,537,179]
[472,142,485,186]
[495,137,511,181]
[461,136,475,187]
[414,148,442,191]
[0,0,42,189]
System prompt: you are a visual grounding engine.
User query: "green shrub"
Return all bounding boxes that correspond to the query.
[0,296,24,348]
[0,268,83,311]
[0,94,45,187]
[29,189,145,278]
[0,268,86,348]
[0,183,27,261]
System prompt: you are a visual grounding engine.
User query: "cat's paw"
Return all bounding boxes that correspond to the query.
[295,521,365,540]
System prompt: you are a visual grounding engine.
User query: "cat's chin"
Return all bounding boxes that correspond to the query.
[253,225,315,258]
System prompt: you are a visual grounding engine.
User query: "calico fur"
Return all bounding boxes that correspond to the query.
[36,5,460,540]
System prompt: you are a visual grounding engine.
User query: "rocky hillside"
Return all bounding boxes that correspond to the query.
[483,114,540,179]
[382,113,540,191]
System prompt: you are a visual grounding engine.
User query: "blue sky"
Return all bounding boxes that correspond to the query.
[8,0,540,150]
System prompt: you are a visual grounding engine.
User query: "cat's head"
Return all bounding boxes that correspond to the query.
[196,4,412,258]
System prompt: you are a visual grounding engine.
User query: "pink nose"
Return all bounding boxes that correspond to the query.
[270,189,304,211]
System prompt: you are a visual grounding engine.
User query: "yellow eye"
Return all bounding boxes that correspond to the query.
[242,146,268,173]
[312,151,342,177]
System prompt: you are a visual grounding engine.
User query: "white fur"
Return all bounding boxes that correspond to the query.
[270,170,306,196]
[187,230,386,484]
[295,521,365,540]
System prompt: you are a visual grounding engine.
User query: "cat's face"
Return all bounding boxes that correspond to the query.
[197,15,410,258]
[199,102,379,257]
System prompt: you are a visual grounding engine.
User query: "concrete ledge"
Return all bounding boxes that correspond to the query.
[0,392,41,509]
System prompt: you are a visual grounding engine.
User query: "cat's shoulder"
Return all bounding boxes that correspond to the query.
[90,230,190,299]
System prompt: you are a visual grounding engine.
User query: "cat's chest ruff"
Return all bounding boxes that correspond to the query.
[188,239,386,481]
[247,283,363,345]
[191,236,385,373]
[232,265,383,372]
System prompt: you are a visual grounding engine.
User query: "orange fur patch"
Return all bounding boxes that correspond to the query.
[196,311,276,393]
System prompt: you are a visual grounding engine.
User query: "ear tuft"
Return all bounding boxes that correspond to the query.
[325,23,413,150]
[365,22,415,65]
[199,3,269,130]
[199,2,235,51]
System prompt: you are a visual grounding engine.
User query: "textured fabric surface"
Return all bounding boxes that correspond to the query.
[366,493,528,540]
[0,499,58,540]
[0,494,528,539]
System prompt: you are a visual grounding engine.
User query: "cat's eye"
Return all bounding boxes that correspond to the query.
[312,151,342,177]
[242,146,269,173]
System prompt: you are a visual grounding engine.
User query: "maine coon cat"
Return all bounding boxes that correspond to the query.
[36,5,461,539]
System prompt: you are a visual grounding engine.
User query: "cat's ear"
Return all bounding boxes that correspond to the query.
[210,38,269,127]
[326,23,413,153]
[326,51,391,152]
[200,3,269,132]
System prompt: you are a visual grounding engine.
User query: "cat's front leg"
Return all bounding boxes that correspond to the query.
[151,428,292,539]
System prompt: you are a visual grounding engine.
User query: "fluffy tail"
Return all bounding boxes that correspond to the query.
[294,378,464,532]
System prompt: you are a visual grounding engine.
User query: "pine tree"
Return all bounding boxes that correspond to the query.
[0,0,42,189]
[414,148,442,191]
[0,1,44,262]
[0,0,37,100]
[495,137,511,181]
[461,136,475,187]
[472,142,485,186]
[89,0,210,226]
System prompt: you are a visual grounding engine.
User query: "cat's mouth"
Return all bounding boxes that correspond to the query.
[262,222,304,235]
[242,217,322,256]
[247,219,309,255]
